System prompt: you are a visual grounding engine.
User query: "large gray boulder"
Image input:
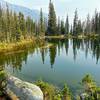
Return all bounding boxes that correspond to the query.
[7,76,43,100]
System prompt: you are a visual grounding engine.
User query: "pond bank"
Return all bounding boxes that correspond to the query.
[0,35,99,54]
[0,39,34,53]
[0,38,47,54]
[45,34,100,39]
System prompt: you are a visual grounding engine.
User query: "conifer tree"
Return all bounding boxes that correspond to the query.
[77,20,83,34]
[40,8,44,34]
[57,16,61,35]
[73,9,78,36]
[94,10,99,34]
[85,14,91,35]
[47,0,57,35]
[70,25,73,34]
[61,19,65,35]
[18,12,26,38]
[65,15,69,34]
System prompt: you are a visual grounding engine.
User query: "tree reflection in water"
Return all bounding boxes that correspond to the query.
[0,38,100,70]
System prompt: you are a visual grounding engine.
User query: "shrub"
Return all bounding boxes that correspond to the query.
[35,79,55,100]
[35,80,72,100]
[0,66,7,96]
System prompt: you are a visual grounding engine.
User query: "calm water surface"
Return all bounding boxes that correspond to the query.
[1,38,100,93]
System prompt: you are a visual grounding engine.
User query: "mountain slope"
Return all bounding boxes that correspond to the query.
[0,0,46,21]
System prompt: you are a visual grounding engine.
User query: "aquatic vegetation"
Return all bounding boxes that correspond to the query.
[35,79,71,100]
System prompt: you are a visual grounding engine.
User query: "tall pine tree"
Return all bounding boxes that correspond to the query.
[57,16,61,35]
[61,19,65,35]
[65,15,69,35]
[85,14,91,35]
[47,0,57,35]
[39,8,45,36]
[73,9,78,36]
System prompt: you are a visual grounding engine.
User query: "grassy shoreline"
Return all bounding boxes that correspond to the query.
[0,40,34,54]
[0,38,46,54]
[45,34,100,39]
[0,34,99,54]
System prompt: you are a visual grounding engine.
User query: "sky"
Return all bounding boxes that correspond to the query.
[4,0,100,23]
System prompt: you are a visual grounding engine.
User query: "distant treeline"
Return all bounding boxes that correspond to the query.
[0,0,100,43]
[0,4,47,42]
[47,0,100,36]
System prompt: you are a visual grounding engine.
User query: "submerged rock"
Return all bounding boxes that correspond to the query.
[7,76,43,100]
